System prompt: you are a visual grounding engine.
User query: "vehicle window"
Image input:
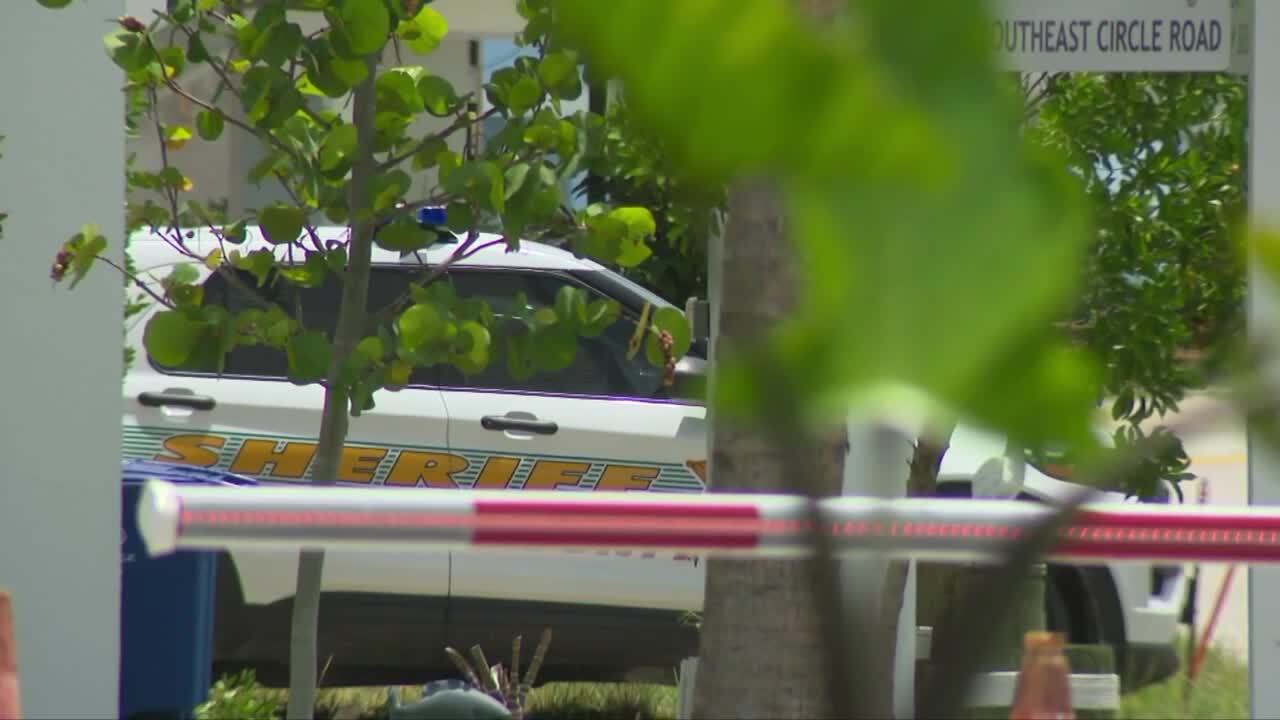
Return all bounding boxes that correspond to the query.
[150,266,438,384]
[438,269,667,399]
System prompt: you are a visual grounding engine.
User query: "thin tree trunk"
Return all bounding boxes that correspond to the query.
[286,55,380,720]
[689,179,849,719]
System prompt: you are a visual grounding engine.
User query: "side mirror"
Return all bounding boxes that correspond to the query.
[684,297,711,345]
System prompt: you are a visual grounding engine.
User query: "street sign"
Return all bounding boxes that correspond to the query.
[991,0,1252,73]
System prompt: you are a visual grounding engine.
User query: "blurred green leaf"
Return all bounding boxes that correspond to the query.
[145,310,200,367]
[319,123,358,172]
[280,253,329,289]
[377,67,426,115]
[398,303,444,350]
[411,136,449,169]
[609,206,655,267]
[234,249,277,286]
[645,306,692,366]
[532,323,577,372]
[104,31,151,74]
[375,217,433,252]
[556,0,1095,443]
[397,5,448,54]
[222,219,248,245]
[355,336,385,365]
[195,110,225,141]
[330,0,391,57]
[453,321,491,373]
[538,50,580,95]
[371,170,413,212]
[418,74,460,116]
[507,76,543,116]
[65,224,108,290]
[287,331,331,383]
[258,204,305,244]
[553,0,939,185]
[581,299,620,337]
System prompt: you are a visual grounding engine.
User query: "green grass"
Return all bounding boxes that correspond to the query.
[198,642,1248,720]
[1120,642,1248,720]
[525,683,677,720]
[306,683,677,720]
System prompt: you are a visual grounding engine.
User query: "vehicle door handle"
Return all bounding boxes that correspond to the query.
[138,391,216,411]
[481,415,558,435]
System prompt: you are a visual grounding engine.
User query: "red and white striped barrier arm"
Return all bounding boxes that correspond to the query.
[136,479,1280,565]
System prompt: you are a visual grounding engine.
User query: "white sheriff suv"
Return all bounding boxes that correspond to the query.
[121,222,1191,688]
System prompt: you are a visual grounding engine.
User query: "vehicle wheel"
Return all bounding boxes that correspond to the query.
[1044,575,1073,638]
[1045,566,1106,645]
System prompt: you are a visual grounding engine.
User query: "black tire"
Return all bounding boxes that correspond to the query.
[1044,573,1074,637]
[1045,565,1109,645]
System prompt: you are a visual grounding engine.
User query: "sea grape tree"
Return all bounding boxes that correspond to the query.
[40,0,686,717]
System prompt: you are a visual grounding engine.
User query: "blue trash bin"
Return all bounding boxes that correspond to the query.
[120,460,258,720]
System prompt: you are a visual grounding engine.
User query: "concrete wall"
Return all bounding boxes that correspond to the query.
[0,2,125,718]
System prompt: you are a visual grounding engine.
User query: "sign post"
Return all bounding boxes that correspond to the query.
[925,0,1265,715]
[1245,2,1280,719]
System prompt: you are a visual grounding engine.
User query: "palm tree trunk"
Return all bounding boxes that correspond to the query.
[690,179,847,718]
[689,177,852,719]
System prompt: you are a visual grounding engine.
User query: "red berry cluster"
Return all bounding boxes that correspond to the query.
[658,329,676,387]
[49,247,72,283]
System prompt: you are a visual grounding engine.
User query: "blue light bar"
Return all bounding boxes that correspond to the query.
[416,206,447,226]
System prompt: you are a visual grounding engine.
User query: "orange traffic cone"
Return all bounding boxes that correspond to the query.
[1009,631,1074,720]
[0,590,19,720]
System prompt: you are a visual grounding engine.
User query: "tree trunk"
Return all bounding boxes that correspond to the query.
[689,177,851,719]
[285,55,380,720]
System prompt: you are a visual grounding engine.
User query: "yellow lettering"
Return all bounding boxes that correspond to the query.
[474,456,521,488]
[686,460,707,483]
[336,446,387,484]
[154,434,224,467]
[596,464,658,492]
[386,451,467,488]
[524,461,589,490]
[229,439,316,478]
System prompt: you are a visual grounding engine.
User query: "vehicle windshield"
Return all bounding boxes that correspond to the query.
[575,269,676,312]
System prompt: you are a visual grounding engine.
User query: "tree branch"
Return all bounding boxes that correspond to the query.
[379,103,497,170]
[96,255,175,309]
[369,227,484,326]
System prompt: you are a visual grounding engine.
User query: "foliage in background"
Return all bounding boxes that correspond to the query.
[195,669,283,720]
[54,0,683,407]
[41,0,688,717]
[435,628,552,719]
[553,1,1107,717]
[1029,72,1247,497]
[571,68,1248,501]
[555,0,1103,453]
[190,646,1248,720]
[1120,635,1248,720]
[575,96,724,306]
